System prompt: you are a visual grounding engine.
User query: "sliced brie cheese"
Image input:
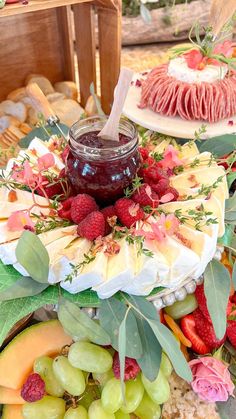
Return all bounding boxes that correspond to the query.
[0,187,50,219]
[28,138,64,171]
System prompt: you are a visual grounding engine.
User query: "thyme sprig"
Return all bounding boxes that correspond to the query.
[65,253,96,283]
[33,214,72,234]
[185,175,224,200]
[124,175,143,198]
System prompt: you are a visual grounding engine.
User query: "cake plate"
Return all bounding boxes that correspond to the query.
[123,73,236,140]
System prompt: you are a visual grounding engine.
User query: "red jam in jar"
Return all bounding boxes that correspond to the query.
[66,116,141,205]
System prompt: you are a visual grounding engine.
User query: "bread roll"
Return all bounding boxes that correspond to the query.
[46,92,65,103]
[51,99,84,127]
[0,100,27,123]
[7,87,27,102]
[26,74,54,96]
[54,81,78,100]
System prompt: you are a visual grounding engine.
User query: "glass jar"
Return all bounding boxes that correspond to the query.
[66,116,140,205]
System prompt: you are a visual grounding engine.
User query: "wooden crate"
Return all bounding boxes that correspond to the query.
[0,0,121,113]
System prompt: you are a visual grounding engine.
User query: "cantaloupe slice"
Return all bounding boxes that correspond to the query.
[0,320,72,390]
[0,386,24,404]
[2,404,23,419]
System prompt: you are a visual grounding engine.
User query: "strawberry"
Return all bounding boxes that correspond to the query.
[77,211,105,240]
[193,309,226,351]
[101,205,116,235]
[195,284,233,322]
[180,314,210,354]
[71,194,98,224]
[112,352,140,381]
[115,198,144,228]
[131,183,159,208]
[227,320,236,348]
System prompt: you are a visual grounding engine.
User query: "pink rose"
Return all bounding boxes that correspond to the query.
[189,357,234,402]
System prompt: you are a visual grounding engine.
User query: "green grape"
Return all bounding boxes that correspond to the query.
[79,383,101,410]
[34,355,64,397]
[53,356,85,396]
[134,392,161,419]
[101,377,123,413]
[68,342,113,373]
[141,370,170,405]
[64,406,88,418]
[93,369,114,387]
[120,375,144,414]
[22,395,65,419]
[115,410,130,418]
[160,352,173,378]
[164,294,198,319]
[88,399,115,419]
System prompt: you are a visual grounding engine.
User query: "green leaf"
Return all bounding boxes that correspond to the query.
[99,297,142,359]
[204,260,231,339]
[146,319,192,382]
[232,261,236,291]
[61,288,100,308]
[225,193,236,223]
[199,134,236,157]
[58,298,110,345]
[218,225,234,248]
[15,231,49,283]
[227,172,236,189]
[0,261,23,293]
[0,286,58,346]
[125,294,159,321]
[135,315,161,382]
[0,277,48,301]
[118,312,127,401]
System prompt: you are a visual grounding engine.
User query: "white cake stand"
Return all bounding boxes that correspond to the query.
[122,74,236,139]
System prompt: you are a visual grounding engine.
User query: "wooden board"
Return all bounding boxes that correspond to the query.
[0,0,89,18]
[0,8,74,101]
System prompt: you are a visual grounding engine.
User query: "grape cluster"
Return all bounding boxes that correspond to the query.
[21,341,172,419]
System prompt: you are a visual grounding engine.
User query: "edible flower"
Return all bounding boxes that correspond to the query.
[158,145,185,170]
[7,210,35,232]
[189,357,234,402]
[136,214,180,242]
[183,41,236,70]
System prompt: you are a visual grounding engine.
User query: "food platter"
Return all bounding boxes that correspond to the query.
[123,74,236,139]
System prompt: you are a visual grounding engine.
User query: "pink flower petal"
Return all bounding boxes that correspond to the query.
[7,211,35,232]
[37,153,55,171]
[160,193,175,203]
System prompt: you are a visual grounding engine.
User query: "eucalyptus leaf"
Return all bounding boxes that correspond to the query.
[218,225,234,248]
[199,134,236,157]
[232,261,236,291]
[0,261,23,293]
[204,260,231,339]
[147,319,192,382]
[135,315,161,382]
[125,294,159,321]
[227,172,236,189]
[140,3,152,24]
[99,297,142,359]
[61,288,100,308]
[15,231,49,283]
[0,277,48,301]
[58,298,110,345]
[225,193,236,223]
[0,286,59,346]
[118,313,127,401]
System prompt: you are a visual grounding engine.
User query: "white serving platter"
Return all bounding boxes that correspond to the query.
[123,74,236,139]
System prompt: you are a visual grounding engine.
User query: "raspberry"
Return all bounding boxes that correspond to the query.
[115,198,144,228]
[131,183,159,208]
[101,205,116,235]
[71,194,98,224]
[36,169,70,200]
[77,211,105,240]
[112,352,140,381]
[143,165,167,184]
[138,147,149,161]
[227,320,236,348]
[58,196,74,221]
[21,373,45,402]
[193,308,226,351]
[151,178,170,196]
[165,186,179,201]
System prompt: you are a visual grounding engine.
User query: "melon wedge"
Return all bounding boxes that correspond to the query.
[0,387,24,404]
[2,404,23,419]
[0,320,72,389]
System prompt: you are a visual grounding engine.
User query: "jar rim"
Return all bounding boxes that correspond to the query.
[69,115,138,157]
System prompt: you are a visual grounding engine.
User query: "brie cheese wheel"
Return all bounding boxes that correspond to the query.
[0,187,50,219]
[168,57,227,83]
[93,238,135,299]
[28,138,65,171]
